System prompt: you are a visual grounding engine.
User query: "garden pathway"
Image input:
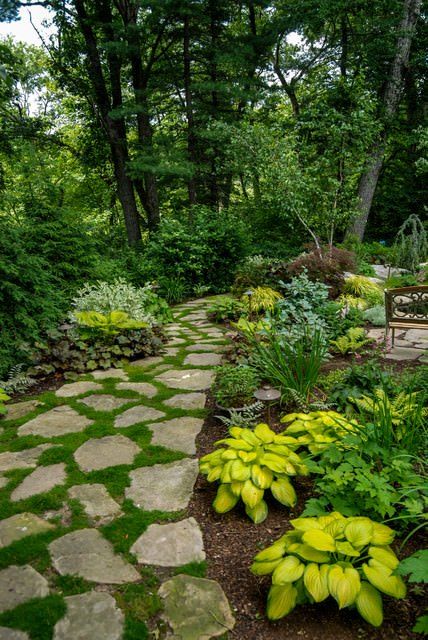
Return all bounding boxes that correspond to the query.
[0,298,235,640]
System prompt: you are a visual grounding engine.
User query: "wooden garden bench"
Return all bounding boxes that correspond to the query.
[385,285,428,346]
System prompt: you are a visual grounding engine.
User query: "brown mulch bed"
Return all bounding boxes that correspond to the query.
[188,359,426,640]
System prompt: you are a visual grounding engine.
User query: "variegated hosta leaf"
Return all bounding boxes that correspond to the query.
[362,561,406,599]
[302,529,336,552]
[335,540,360,557]
[293,543,331,564]
[241,479,264,509]
[344,518,374,548]
[267,583,298,620]
[304,563,330,602]
[368,546,399,570]
[270,478,297,507]
[245,499,268,524]
[251,464,273,489]
[328,565,361,609]
[230,459,251,482]
[290,517,323,532]
[370,522,395,546]
[254,423,275,443]
[356,581,383,627]
[272,555,305,584]
[253,539,288,563]
[213,484,239,514]
[251,558,283,576]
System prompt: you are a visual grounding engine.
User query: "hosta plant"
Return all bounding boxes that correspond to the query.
[199,423,309,523]
[0,388,10,416]
[251,513,406,627]
[281,411,360,454]
[76,310,147,336]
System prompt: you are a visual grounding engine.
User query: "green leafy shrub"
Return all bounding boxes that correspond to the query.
[232,255,280,294]
[343,276,383,306]
[144,207,248,294]
[384,273,419,289]
[71,279,171,325]
[356,260,376,276]
[199,423,308,523]
[323,360,395,412]
[0,388,10,416]
[158,276,189,304]
[212,364,260,408]
[207,297,247,323]
[397,551,428,634]
[251,513,405,626]
[26,323,165,377]
[392,214,428,274]
[330,328,373,355]
[363,305,386,326]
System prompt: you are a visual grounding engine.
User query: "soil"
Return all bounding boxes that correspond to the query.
[188,363,426,640]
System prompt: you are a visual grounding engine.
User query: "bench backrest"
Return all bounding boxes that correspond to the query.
[385,285,428,326]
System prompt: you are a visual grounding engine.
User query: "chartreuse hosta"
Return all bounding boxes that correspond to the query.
[199,423,308,523]
[281,411,360,454]
[251,513,406,627]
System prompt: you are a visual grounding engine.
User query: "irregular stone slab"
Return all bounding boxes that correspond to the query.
[53,591,124,640]
[0,628,30,640]
[18,406,93,438]
[404,329,428,343]
[56,381,102,398]
[116,382,157,398]
[385,347,422,361]
[49,529,139,584]
[0,444,55,472]
[162,347,179,357]
[114,405,165,428]
[158,575,235,640]
[0,513,55,549]
[156,369,214,391]
[184,353,222,367]
[4,400,43,422]
[79,394,131,412]
[68,484,122,523]
[147,417,203,455]
[130,356,163,368]
[11,463,67,502]
[131,517,205,567]
[166,324,182,331]
[180,314,207,322]
[0,565,49,613]
[74,435,140,472]
[185,343,224,353]
[164,392,206,410]
[168,337,186,346]
[91,368,128,381]
[367,328,384,340]
[126,459,198,511]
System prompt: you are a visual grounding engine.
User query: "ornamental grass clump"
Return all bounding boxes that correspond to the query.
[199,423,308,523]
[251,513,406,627]
[281,411,360,454]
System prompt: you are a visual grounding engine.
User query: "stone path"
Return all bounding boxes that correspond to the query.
[0,297,235,639]
[368,326,428,362]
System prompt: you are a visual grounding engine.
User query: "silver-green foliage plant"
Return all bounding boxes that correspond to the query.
[70,279,171,324]
[0,364,35,393]
[363,305,386,326]
[393,214,428,274]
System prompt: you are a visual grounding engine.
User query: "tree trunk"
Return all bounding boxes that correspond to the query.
[347,0,422,240]
[74,0,142,246]
[183,11,198,205]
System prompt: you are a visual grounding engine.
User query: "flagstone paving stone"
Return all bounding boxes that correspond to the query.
[168,337,186,346]
[68,484,123,523]
[116,382,158,397]
[129,356,164,368]
[53,591,124,640]
[74,435,140,472]
[161,347,180,357]
[158,574,235,640]
[155,368,214,391]
[18,405,93,438]
[90,367,129,380]
[0,513,55,549]
[49,529,139,583]
[0,565,49,613]
[11,463,67,502]
[147,417,204,455]
[0,628,30,640]
[0,444,56,472]
[185,343,224,352]
[79,394,131,412]
[3,400,43,422]
[164,392,206,410]
[385,346,423,361]
[114,405,165,428]
[126,459,198,511]
[130,517,205,566]
[56,381,103,398]
[184,353,223,367]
